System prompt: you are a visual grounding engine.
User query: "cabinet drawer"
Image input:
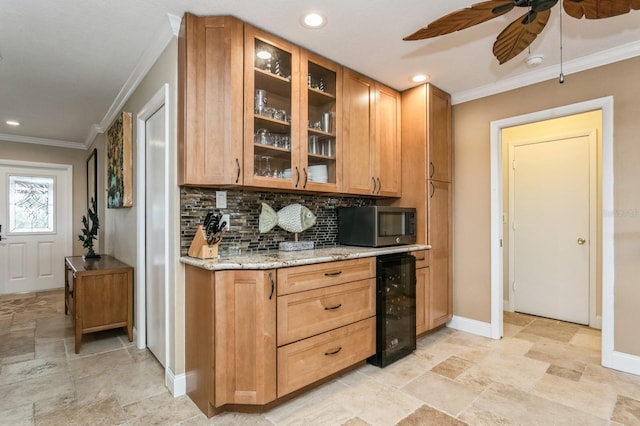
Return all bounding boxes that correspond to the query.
[277,257,375,295]
[277,279,375,346]
[277,317,375,397]
[413,250,430,268]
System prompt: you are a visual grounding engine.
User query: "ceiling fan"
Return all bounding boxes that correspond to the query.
[404,0,640,64]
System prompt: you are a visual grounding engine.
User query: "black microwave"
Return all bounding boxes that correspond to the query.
[338,206,417,247]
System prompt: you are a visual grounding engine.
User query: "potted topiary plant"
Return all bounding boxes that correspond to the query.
[78,197,100,260]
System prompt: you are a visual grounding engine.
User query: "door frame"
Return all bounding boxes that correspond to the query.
[506,130,597,326]
[135,84,171,370]
[0,159,73,293]
[490,96,614,367]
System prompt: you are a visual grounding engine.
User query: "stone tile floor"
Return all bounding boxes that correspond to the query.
[2,290,640,425]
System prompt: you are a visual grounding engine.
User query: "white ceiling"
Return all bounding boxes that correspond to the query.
[1,0,639,149]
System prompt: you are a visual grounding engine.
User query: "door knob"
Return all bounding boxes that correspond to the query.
[577,237,586,245]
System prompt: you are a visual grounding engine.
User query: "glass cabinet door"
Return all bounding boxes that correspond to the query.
[301,52,341,192]
[244,26,300,189]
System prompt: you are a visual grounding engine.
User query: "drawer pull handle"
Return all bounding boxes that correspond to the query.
[324,347,342,356]
[324,271,342,277]
[324,303,342,311]
[268,272,275,300]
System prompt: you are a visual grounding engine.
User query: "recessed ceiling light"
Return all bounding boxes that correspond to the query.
[411,74,429,83]
[6,120,20,126]
[301,12,327,29]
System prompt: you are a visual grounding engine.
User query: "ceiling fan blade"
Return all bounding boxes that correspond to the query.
[493,9,551,64]
[404,0,515,41]
[563,0,640,19]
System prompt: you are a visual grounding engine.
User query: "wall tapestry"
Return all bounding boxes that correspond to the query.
[106,111,133,208]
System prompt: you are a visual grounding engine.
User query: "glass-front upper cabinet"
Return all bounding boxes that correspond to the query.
[300,51,342,192]
[244,25,300,190]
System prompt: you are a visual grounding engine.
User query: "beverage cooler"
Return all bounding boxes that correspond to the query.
[367,253,417,367]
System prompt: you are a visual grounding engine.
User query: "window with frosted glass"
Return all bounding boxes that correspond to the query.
[9,175,55,233]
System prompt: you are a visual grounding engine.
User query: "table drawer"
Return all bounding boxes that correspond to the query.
[277,317,375,397]
[277,257,375,295]
[277,278,375,346]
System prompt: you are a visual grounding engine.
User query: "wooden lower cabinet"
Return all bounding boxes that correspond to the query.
[185,257,377,417]
[277,278,375,346]
[415,265,430,335]
[185,266,277,417]
[214,270,277,406]
[427,180,452,329]
[277,317,375,396]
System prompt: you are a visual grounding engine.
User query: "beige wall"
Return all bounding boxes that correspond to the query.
[0,140,90,256]
[453,56,640,356]
[92,39,181,375]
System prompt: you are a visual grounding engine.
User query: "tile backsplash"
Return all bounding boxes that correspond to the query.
[180,187,375,256]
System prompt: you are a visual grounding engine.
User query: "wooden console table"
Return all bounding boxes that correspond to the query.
[64,255,133,353]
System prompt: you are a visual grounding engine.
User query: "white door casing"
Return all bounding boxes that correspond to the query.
[145,103,168,367]
[136,84,171,371]
[0,161,72,295]
[490,96,617,372]
[508,132,596,325]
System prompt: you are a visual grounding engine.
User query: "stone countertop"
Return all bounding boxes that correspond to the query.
[180,244,430,271]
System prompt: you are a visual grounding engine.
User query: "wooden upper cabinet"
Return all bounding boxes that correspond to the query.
[342,68,401,196]
[427,85,452,183]
[177,15,399,195]
[375,83,401,196]
[178,14,244,186]
[243,25,300,190]
[300,51,342,193]
[342,69,375,195]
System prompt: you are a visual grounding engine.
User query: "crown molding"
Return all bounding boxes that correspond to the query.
[0,133,85,150]
[168,13,182,37]
[451,40,640,105]
[85,13,180,146]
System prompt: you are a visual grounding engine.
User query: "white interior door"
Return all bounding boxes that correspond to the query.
[510,135,591,324]
[145,104,167,367]
[0,162,72,295]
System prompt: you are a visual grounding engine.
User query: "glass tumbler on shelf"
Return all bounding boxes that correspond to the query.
[308,135,319,154]
[255,89,267,115]
[321,112,332,133]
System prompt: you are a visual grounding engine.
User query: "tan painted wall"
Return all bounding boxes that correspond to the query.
[0,140,90,256]
[93,39,182,374]
[501,111,603,318]
[453,56,640,356]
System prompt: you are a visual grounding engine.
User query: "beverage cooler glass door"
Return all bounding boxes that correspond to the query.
[368,253,416,367]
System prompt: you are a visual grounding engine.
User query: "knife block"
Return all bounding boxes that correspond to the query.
[188,225,219,259]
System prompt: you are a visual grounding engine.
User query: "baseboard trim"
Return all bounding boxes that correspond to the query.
[608,350,640,376]
[166,368,186,397]
[447,315,494,339]
[593,315,603,330]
